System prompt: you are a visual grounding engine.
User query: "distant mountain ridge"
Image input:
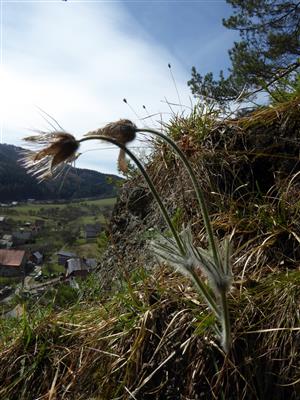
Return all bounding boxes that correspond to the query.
[0,143,122,202]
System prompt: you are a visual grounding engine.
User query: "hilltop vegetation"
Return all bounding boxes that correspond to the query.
[0,96,299,399]
[0,144,122,202]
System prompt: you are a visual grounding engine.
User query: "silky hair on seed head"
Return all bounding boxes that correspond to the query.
[84,120,137,173]
[85,119,137,144]
[21,131,79,182]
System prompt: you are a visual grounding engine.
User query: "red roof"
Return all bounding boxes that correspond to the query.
[0,249,26,267]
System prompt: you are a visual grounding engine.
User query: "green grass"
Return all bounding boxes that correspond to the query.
[3,215,40,222]
[78,198,116,207]
[42,263,65,277]
[2,199,116,240]
[72,242,99,258]
[5,197,116,219]
[75,215,106,225]
[0,276,22,287]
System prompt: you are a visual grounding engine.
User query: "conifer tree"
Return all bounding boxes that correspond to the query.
[188,0,300,103]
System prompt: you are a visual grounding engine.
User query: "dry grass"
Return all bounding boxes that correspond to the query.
[0,266,299,399]
[145,97,300,283]
[0,98,299,399]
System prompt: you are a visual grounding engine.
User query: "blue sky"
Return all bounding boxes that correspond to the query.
[1,0,237,175]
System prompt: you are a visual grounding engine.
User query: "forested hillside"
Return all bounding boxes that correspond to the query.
[0,144,121,201]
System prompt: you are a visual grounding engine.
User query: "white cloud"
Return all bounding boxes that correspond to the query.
[2,1,192,175]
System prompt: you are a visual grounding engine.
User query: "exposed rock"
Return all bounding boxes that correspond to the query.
[98,98,300,287]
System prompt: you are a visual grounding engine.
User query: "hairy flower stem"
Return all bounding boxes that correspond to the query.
[219,289,231,353]
[136,128,231,352]
[190,270,220,318]
[136,128,221,268]
[80,131,230,351]
[79,136,185,255]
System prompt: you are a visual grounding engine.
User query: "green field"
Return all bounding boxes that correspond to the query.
[1,197,116,261]
[3,198,116,223]
[7,197,116,213]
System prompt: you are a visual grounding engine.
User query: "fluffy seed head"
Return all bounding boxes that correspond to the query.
[84,119,137,174]
[85,119,136,145]
[21,131,79,182]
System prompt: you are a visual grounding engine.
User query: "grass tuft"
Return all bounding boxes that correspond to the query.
[1,97,299,399]
[0,267,299,399]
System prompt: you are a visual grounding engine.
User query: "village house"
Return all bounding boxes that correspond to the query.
[57,250,77,266]
[0,249,28,277]
[32,251,43,265]
[84,258,98,270]
[64,258,98,286]
[12,231,33,246]
[84,223,102,241]
[65,257,88,279]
